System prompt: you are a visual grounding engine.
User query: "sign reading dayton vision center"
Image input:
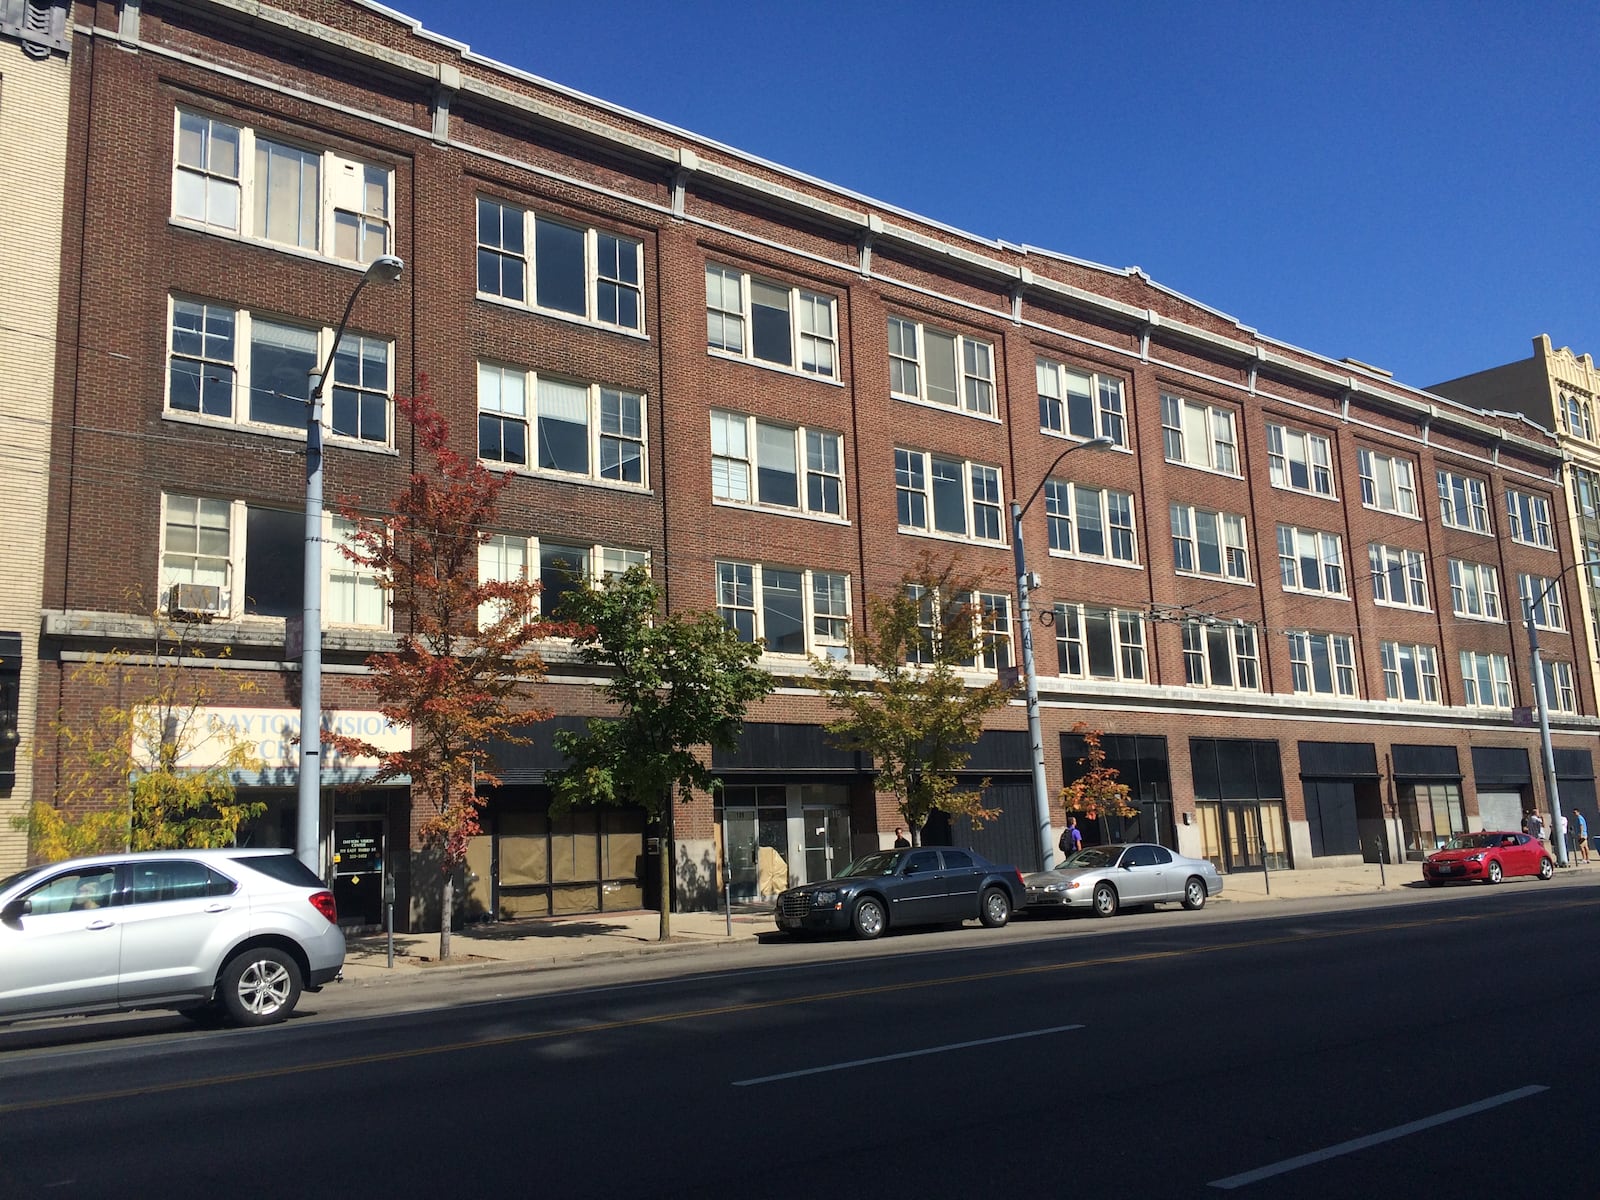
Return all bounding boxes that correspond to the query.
[151,708,410,774]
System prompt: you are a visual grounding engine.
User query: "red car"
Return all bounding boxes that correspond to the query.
[1423,831,1554,886]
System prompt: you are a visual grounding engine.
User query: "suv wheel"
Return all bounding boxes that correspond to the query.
[219,947,303,1026]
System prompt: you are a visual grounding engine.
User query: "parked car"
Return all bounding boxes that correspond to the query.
[0,849,345,1027]
[1024,843,1223,917]
[1423,831,1554,886]
[775,847,1025,940]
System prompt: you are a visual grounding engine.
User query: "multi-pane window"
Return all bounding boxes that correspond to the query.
[478,532,530,628]
[1505,489,1555,548]
[1276,526,1345,596]
[904,585,1007,671]
[167,297,392,445]
[1161,394,1238,474]
[1369,543,1429,609]
[172,110,392,265]
[895,449,1003,542]
[476,363,646,486]
[1562,393,1594,441]
[1358,449,1418,517]
[1054,603,1147,683]
[709,410,843,517]
[1436,469,1491,533]
[1036,358,1127,446]
[887,317,996,416]
[327,517,385,628]
[1448,559,1502,621]
[1518,573,1565,630]
[705,265,836,377]
[1044,481,1137,563]
[1572,466,1600,520]
[1459,650,1512,708]
[479,536,648,626]
[475,196,644,332]
[716,562,851,659]
[1381,642,1441,704]
[1287,631,1358,697]
[1266,422,1335,497]
[1542,660,1578,713]
[1181,619,1260,690]
[1171,504,1250,582]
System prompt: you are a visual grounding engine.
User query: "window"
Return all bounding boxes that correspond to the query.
[476,363,646,487]
[1562,392,1594,441]
[1542,660,1578,713]
[1436,469,1491,533]
[476,196,644,332]
[1161,394,1238,474]
[1044,481,1137,563]
[1381,642,1440,704]
[1277,526,1345,597]
[978,593,1012,670]
[904,584,1006,670]
[705,264,835,377]
[478,531,530,629]
[1266,422,1335,497]
[478,536,648,627]
[1171,504,1250,582]
[1181,620,1260,690]
[1459,650,1511,708]
[1358,449,1417,517]
[172,110,392,265]
[1505,489,1555,548]
[128,860,236,905]
[1519,574,1565,630]
[895,449,1003,543]
[887,317,995,416]
[167,297,392,445]
[327,517,385,628]
[1368,543,1429,609]
[1573,466,1600,520]
[716,562,851,659]
[709,411,844,518]
[1054,603,1146,682]
[1448,559,1502,621]
[1037,358,1127,446]
[1287,631,1358,697]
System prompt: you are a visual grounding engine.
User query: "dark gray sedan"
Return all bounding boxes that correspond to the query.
[775,847,1026,940]
[1024,843,1224,917]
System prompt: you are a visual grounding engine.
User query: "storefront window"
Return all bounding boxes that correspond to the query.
[1399,781,1464,858]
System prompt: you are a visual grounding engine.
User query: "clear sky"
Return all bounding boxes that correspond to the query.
[386,0,1600,392]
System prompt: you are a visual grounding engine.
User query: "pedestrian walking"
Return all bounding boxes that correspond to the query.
[1058,816,1083,859]
[1527,810,1545,844]
[1577,810,1590,864]
[892,826,910,848]
[1559,812,1571,861]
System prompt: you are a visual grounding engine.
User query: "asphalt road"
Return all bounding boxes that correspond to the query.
[2,879,1595,1199]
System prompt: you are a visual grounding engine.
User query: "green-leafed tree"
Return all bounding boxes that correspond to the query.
[548,566,773,942]
[809,554,1013,846]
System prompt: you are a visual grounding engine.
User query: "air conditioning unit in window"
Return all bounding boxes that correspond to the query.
[168,583,225,619]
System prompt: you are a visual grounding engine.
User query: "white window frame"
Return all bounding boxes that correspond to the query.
[476,361,647,489]
[172,109,393,267]
[1181,619,1260,691]
[1448,559,1503,622]
[709,409,844,519]
[888,316,997,418]
[478,534,649,628]
[1436,469,1492,533]
[1505,489,1555,549]
[895,448,1004,544]
[1518,574,1566,631]
[1572,466,1600,520]
[1542,659,1578,714]
[1357,448,1418,517]
[1266,422,1335,498]
[1171,503,1250,582]
[1381,642,1441,704]
[1459,650,1512,709]
[904,584,1008,672]
[475,194,645,333]
[1368,543,1430,610]
[1161,394,1238,475]
[1044,480,1138,564]
[1562,392,1593,441]
[1276,525,1346,597]
[705,263,837,379]
[1287,630,1358,698]
[327,516,387,629]
[1036,357,1127,447]
[1053,602,1147,683]
[715,561,852,660]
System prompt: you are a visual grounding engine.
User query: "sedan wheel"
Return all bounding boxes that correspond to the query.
[979,887,1011,928]
[1487,860,1504,884]
[1092,881,1119,918]
[1181,876,1207,910]
[851,896,887,940]
[1539,856,1555,881]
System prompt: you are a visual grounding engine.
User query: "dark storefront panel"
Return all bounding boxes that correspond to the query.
[1303,780,1360,857]
[491,796,646,917]
[924,778,1039,869]
[711,722,866,772]
[1554,747,1597,832]
[1060,730,1175,848]
[1298,741,1376,859]
[1470,746,1533,790]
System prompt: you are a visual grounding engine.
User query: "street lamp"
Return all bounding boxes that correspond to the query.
[1011,434,1115,871]
[297,254,404,876]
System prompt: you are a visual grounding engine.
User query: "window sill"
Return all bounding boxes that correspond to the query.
[162,411,399,456]
[1279,588,1351,603]
[1268,482,1339,502]
[707,347,844,387]
[1359,504,1422,521]
[1450,612,1507,625]
[892,394,1002,424]
[1508,539,1559,552]
[1373,599,1434,614]
[480,460,655,496]
[1046,549,1143,570]
[1439,523,1495,536]
[1173,570,1255,588]
[711,498,848,526]
[896,527,1007,551]
[476,292,649,341]
[1162,459,1243,481]
[1039,430,1133,453]
[168,218,384,277]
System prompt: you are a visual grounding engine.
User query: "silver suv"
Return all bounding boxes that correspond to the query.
[0,849,345,1027]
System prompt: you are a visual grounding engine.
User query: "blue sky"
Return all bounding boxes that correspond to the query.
[388,0,1600,391]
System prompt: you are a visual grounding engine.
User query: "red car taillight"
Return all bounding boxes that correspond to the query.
[308,890,338,924]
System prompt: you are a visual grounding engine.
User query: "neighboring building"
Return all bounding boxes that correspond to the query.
[0,0,73,873]
[26,0,1596,928]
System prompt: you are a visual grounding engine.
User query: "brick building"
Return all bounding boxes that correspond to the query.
[22,0,1597,927]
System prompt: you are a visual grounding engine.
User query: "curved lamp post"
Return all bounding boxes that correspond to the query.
[297,254,404,876]
[1011,434,1115,871]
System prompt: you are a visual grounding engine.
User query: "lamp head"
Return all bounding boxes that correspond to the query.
[365,254,405,284]
[1081,435,1116,451]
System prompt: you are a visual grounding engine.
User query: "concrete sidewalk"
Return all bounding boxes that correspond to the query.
[340,858,1517,985]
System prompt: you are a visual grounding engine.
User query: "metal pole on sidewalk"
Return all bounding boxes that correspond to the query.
[721,802,732,937]
[384,871,396,969]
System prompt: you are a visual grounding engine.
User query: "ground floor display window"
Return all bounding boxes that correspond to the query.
[489,802,646,917]
[1191,737,1290,872]
[1399,781,1464,859]
[717,782,851,902]
[1196,801,1289,873]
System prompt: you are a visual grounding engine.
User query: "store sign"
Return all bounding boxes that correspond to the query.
[150,707,410,770]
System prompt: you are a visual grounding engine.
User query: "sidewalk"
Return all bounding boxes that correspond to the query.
[339,859,1473,986]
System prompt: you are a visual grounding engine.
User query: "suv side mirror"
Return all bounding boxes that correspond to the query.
[1,897,30,925]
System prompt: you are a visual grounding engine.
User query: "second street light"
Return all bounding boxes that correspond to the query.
[1011,434,1114,871]
[296,254,404,877]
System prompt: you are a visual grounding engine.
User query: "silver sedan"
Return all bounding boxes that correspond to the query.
[1024,843,1224,917]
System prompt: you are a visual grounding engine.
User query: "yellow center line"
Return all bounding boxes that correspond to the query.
[2,898,1580,1115]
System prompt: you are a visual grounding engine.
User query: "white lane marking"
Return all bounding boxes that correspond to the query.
[1208,1084,1549,1189]
[731,1024,1084,1086]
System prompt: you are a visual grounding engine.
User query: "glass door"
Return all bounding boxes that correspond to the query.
[724,807,759,903]
[802,805,851,884]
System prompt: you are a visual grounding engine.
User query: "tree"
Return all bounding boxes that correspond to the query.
[809,555,1013,845]
[548,566,773,942]
[1059,722,1137,843]
[326,386,563,960]
[19,616,265,860]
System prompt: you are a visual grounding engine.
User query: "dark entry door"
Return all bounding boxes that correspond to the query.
[332,817,385,927]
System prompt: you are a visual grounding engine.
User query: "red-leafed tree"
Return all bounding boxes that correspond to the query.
[327,385,569,960]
